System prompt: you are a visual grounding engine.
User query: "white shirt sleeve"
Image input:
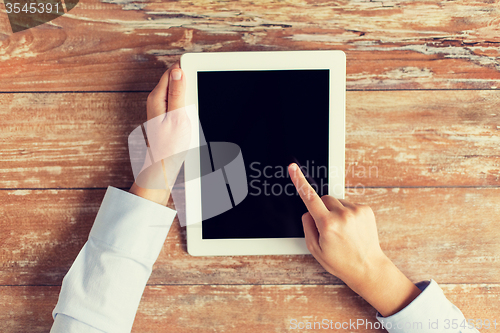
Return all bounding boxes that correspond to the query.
[376,279,480,333]
[50,186,176,333]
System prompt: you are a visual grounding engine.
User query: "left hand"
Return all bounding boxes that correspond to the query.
[129,61,190,205]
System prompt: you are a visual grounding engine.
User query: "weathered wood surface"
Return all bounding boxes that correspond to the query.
[1,1,500,91]
[1,1,500,330]
[1,188,498,286]
[1,284,499,332]
[1,90,499,189]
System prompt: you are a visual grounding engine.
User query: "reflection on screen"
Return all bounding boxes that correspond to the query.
[198,70,329,239]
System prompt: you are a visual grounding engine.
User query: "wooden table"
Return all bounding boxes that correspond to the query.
[1,1,499,332]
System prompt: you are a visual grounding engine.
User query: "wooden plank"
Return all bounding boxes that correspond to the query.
[345,90,500,187]
[0,93,144,188]
[1,1,500,91]
[1,90,499,188]
[1,188,499,286]
[1,284,499,332]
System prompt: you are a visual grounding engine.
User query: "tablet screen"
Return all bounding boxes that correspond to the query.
[198,69,329,239]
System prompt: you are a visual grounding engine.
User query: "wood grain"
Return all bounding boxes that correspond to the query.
[1,1,500,91]
[1,284,499,332]
[1,188,498,286]
[0,92,143,189]
[1,1,499,331]
[0,90,499,189]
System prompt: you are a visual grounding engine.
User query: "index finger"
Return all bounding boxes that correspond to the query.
[288,163,329,222]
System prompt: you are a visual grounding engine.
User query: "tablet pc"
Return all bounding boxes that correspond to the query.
[180,50,345,256]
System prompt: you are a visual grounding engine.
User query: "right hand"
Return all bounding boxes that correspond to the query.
[287,163,386,287]
[288,163,421,317]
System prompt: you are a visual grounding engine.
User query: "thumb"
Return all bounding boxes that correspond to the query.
[302,212,321,254]
[167,67,186,112]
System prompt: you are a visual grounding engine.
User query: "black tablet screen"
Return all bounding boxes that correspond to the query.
[198,70,329,239]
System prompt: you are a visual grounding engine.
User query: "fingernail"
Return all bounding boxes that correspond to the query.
[289,163,297,171]
[171,69,182,80]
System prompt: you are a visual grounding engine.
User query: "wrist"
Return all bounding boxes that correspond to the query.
[345,252,392,295]
[346,254,421,317]
[129,182,170,206]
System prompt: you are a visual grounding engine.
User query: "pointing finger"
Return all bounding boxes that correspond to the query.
[289,163,329,224]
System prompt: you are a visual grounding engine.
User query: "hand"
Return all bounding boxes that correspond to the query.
[129,61,189,205]
[288,163,421,317]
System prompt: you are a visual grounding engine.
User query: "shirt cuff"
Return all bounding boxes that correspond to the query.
[51,314,106,333]
[51,186,177,333]
[88,186,177,265]
[376,279,478,333]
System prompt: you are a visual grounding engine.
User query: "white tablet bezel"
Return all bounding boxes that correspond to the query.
[180,50,345,256]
